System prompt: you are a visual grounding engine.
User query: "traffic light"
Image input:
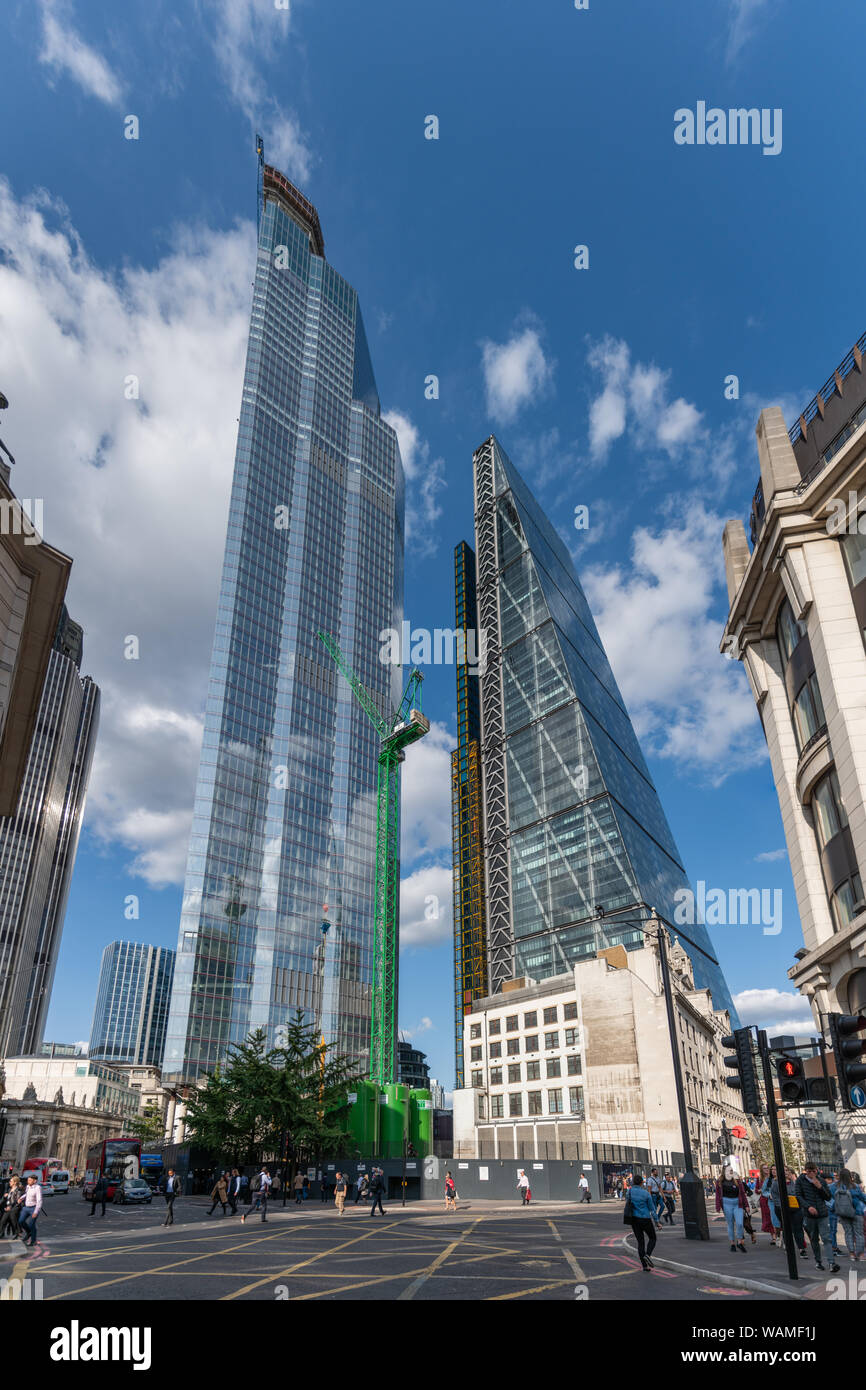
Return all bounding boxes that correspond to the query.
[406,1142,416,1158]
[828,1013,866,1111]
[775,1054,806,1105]
[722,1028,763,1116]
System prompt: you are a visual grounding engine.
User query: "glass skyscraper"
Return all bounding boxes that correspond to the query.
[162,166,404,1084]
[461,436,737,1022]
[0,606,99,1057]
[90,941,175,1067]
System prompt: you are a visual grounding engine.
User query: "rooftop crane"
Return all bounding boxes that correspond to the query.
[317,631,429,1084]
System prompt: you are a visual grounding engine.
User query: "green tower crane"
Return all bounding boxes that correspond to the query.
[317,632,430,1085]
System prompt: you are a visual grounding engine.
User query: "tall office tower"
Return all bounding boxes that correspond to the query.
[722,331,866,1171]
[451,541,488,1088]
[463,436,736,1017]
[0,605,99,1056]
[162,166,403,1084]
[89,942,175,1067]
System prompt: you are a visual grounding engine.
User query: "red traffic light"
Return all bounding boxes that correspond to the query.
[781,1060,796,1077]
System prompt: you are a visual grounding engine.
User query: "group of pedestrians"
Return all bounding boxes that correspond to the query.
[714,1162,866,1271]
[0,1173,44,1250]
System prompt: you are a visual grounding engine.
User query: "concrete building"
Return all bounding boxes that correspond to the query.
[0,606,99,1056]
[0,1054,141,1174]
[0,453,72,816]
[453,931,749,1174]
[429,1077,446,1110]
[0,1055,141,1121]
[89,941,175,1068]
[721,331,866,1173]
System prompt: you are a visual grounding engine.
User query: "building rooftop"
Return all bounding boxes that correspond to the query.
[263,165,325,257]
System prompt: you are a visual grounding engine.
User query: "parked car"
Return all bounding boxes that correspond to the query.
[113,1178,153,1205]
[49,1170,70,1194]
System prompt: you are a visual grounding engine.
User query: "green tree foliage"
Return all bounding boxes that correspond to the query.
[182,1011,362,1167]
[750,1126,797,1173]
[128,1101,166,1146]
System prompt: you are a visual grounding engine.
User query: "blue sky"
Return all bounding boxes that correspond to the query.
[2,0,863,1087]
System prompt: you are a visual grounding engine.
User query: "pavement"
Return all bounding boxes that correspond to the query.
[0,1192,811,1301]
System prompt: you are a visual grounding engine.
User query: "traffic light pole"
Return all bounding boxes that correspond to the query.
[757,1029,798,1282]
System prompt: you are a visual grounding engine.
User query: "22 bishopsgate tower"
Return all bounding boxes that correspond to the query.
[162,165,404,1084]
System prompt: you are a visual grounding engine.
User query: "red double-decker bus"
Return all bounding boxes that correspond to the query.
[82,1137,141,1200]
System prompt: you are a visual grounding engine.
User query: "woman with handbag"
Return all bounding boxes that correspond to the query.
[714,1165,749,1253]
[444,1172,457,1212]
[624,1174,658,1270]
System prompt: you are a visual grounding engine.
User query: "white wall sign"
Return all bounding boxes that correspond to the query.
[532,1163,543,1170]
[458,1162,469,1169]
[479,1167,489,1181]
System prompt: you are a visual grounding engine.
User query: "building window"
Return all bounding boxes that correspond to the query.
[528,1091,542,1115]
[508,1063,522,1083]
[546,1057,561,1078]
[471,1071,483,1087]
[545,1031,559,1050]
[524,1033,539,1052]
[811,768,848,850]
[543,1006,558,1024]
[478,1095,486,1119]
[569,1086,584,1115]
[470,1023,481,1039]
[523,1011,537,1029]
[470,1046,482,1062]
[509,1092,523,1117]
[567,1054,582,1076]
[564,1028,580,1047]
[488,1018,501,1035]
[491,1094,504,1118]
[490,1068,503,1086]
[792,673,826,751]
[776,598,806,664]
[506,1038,520,1055]
[841,529,866,589]
[547,1089,563,1114]
[489,1042,502,1059]
[832,875,864,930]
[526,1060,541,1081]
[563,1000,578,1021]
[506,1014,519,1032]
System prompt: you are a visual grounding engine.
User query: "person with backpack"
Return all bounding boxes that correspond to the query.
[794,1164,840,1272]
[242,1167,271,1223]
[368,1168,386,1217]
[624,1173,658,1270]
[830,1169,866,1260]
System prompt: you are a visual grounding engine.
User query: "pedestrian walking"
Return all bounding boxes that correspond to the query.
[302,1174,310,1201]
[578,1173,591,1204]
[334,1172,347,1216]
[90,1172,108,1218]
[368,1168,386,1217]
[714,1166,749,1253]
[624,1174,658,1270]
[242,1167,272,1222]
[207,1174,229,1216]
[794,1164,840,1272]
[661,1173,677,1226]
[769,1169,806,1258]
[18,1175,43,1249]
[294,1171,305,1204]
[646,1168,663,1226]
[227,1169,242,1215]
[0,1177,22,1240]
[830,1169,866,1261]
[444,1171,457,1211]
[517,1170,531,1205]
[354,1173,369,1205]
[320,1176,329,1203]
[162,1169,180,1226]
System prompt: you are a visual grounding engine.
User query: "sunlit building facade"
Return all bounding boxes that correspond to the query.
[90,941,175,1068]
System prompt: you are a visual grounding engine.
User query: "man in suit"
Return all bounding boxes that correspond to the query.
[227,1168,242,1215]
[163,1168,180,1226]
[90,1173,108,1217]
[368,1168,386,1217]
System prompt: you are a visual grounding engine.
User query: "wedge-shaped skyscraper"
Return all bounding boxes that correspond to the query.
[460,436,736,1022]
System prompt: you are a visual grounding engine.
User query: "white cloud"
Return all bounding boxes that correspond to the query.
[400,864,453,948]
[481,324,554,425]
[38,0,124,105]
[582,505,764,779]
[209,0,312,183]
[400,1016,434,1038]
[586,337,704,461]
[382,410,447,559]
[0,179,254,886]
[400,720,455,862]
[733,988,815,1033]
[726,0,775,64]
[755,848,787,863]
